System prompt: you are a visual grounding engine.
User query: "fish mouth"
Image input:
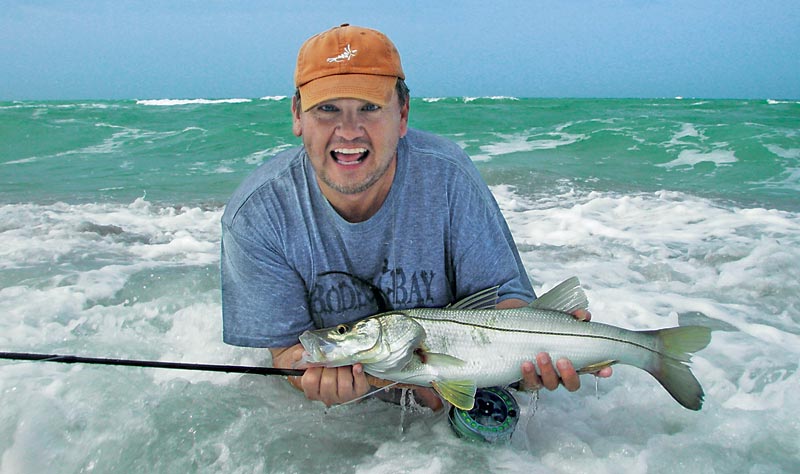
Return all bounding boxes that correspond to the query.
[331,147,369,166]
[298,331,326,362]
[298,331,352,367]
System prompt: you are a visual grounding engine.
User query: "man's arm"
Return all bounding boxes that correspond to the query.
[497,298,613,392]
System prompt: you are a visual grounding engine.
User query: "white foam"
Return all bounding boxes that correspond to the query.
[665,122,704,147]
[766,99,800,105]
[1,157,39,165]
[494,185,800,334]
[135,98,252,106]
[480,133,539,156]
[463,96,520,103]
[4,102,116,111]
[759,167,800,192]
[478,130,587,158]
[491,186,800,465]
[13,125,206,164]
[0,198,221,277]
[244,144,294,165]
[765,144,800,160]
[2,189,799,472]
[657,148,738,168]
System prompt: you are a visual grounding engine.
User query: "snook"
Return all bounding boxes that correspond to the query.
[299,277,712,411]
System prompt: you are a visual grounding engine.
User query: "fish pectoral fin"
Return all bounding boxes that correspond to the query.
[576,360,618,375]
[422,352,467,367]
[431,380,477,411]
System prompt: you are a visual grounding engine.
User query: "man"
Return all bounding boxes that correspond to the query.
[221,24,610,408]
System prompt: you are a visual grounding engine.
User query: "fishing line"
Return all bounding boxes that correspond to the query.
[327,380,404,409]
[0,352,305,377]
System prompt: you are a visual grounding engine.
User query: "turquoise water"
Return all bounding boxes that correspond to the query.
[2,97,798,210]
[1,97,799,473]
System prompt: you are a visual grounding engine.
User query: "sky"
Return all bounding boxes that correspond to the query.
[1,0,798,100]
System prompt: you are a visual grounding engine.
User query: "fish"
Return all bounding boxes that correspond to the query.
[298,277,712,411]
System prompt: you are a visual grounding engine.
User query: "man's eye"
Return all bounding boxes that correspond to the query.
[317,104,339,112]
[362,104,381,112]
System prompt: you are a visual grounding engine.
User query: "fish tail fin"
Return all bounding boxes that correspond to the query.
[645,326,712,411]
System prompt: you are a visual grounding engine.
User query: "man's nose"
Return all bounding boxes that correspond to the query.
[335,110,365,140]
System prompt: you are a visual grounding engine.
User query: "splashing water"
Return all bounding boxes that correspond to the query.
[2,98,799,473]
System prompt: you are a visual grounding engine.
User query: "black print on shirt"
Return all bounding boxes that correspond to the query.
[308,262,437,327]
[316,271,390,312]
[380,259,436,308]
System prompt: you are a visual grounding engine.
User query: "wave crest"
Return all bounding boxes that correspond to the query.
[136,98,252,106]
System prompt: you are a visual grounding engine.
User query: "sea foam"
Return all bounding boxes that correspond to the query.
[2,190,798,473]
[136,98,252,106]
[658,149,738,168]
[2,98,799,473]
[472,129,588,161]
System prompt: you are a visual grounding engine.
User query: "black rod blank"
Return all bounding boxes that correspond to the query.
[0,351,305,377]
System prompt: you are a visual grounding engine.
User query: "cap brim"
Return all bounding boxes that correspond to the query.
[298,74,397,111]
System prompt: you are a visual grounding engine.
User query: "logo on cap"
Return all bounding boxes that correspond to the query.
[327,44,358,63]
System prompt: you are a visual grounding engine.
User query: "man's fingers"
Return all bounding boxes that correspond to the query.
[557,359,581,392]
[572,309,591,321]
[535,353,560,390]
[351,364,370,396]
[520,360,542,391]
[318,368,341,406]
[301,365,373,407]
[596,366,613,378]
[300,367,322,400]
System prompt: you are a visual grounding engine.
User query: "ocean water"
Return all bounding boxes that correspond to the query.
[1,97,799,473]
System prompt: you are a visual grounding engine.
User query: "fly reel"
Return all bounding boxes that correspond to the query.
[448,386,519,443]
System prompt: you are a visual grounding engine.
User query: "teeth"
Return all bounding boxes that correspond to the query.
[334,148,367,154]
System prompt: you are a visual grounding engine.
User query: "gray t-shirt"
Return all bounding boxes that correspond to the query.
[221,128,535,348]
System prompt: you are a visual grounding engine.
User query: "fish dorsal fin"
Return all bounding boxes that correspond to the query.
[431,380,477,411]
[529,277,588,313]
[447,286,499,310]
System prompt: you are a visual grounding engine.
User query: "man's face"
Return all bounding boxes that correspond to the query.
[292,91,409,200]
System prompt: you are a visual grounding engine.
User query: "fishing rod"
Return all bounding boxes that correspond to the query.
[2,351,522,442]
[0,352,305,377]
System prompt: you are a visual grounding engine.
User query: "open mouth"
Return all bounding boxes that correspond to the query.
[298,331,328,363]
[331,147,369,166]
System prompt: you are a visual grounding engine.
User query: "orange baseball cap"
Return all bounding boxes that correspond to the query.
[294,24,405,111]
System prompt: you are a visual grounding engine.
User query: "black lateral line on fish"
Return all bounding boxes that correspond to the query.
[411,315,665,358]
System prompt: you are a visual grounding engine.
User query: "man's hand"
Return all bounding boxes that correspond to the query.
[516,307,613,392]
[270,344,370,407]
[272,344,444,409]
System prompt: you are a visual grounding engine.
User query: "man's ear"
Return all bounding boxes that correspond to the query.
[291,95,303,137]
[398,100,410,138]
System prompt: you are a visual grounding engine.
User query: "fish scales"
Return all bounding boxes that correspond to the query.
[387,307,662,388]
[299,277,712,410]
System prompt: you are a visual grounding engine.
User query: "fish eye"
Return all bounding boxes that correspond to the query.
[335,324,349,335]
